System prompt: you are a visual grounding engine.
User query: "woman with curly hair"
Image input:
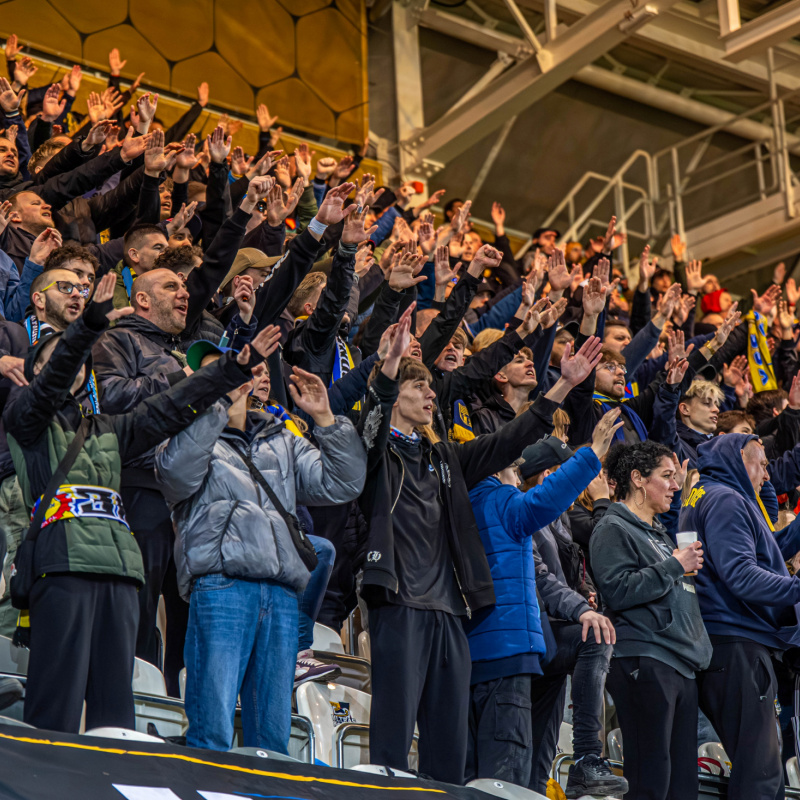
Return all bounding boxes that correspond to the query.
[590,440,711,800]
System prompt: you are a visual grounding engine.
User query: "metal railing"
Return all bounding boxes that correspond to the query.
[531,84,800,280]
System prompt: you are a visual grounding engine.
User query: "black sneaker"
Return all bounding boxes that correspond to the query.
[565,754,629,798]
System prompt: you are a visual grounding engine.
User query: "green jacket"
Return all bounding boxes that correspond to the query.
[4,314,253,584]
[111,260,134,311]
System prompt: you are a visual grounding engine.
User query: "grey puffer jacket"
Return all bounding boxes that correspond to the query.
[155,403,367,599]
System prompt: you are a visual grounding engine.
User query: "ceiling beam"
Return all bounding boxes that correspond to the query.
[402,0,681,171]
[723,0,800,62]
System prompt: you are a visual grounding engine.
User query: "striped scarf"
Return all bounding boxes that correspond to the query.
[745,310,778,391]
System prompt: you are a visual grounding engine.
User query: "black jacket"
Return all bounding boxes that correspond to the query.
[284,243,356,385]
[92,314,187,482]
[471,391,516,435]
[0,319,30,483]
[358,369,561,615]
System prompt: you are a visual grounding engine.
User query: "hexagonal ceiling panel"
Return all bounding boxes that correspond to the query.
[0,0,368,144]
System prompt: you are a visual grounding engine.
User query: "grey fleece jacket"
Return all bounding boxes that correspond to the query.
[590,502,712,678]
[155,403,367,599]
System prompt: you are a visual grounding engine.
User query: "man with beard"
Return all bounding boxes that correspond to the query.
[92,267,192,695]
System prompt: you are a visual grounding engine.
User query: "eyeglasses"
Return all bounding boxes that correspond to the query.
[598,362,627,376]
[40,280,90,299]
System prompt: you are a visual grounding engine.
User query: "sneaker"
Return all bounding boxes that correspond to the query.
[294,649,342,688]
[565,754,629,799]
[0,676,23,712]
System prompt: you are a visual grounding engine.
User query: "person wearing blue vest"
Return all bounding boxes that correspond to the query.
[680,433,800,800]
[466,410,626,799]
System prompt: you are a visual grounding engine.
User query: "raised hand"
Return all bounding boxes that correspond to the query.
[342,205,377,245]
[174,133,199,173]
[451,200,472,233]
[774,262,787,286]
[240,325,282,365]
[539,296,567,329]
[670,233,687,262]
[591,408,623,459]
[602,216,618,253]
[786,278,800,307]
[417,188,446,213]
[109,47,127,76]
[0,201,12,237]
[207,125,232,164]
[5,35,22,62]
[665,356,690,386]
[491,201,506,235]
[101,87,124,119]
[120,126,148,163]
[469,244,503,279]
[166,201,199,238]
[332,155,354,181]
[655,282,682,324]
[713,302,741,349]
[383,302,416,377]
[3,125,16,145]
[64,64,82,96]
[229,146,251,177]
[233,274,255,324]
[685,259,704,293]
[788,374,800,411]
[314,182,357,227]
[315,156,336,180]
[29,227,62,265]
[242,175,275,216]
[144,129,168,176]
[91,272,135,322]
[293,143,313,187]
[355,242,375,279]
[778,296,795,336]
[547,248,572,294]
[561,335,604,386]
[751,284,781,317]
[256,103,278,132]
[0,78,22,114]
[434,245,461,288]
[288,367,335,427]
[582,276,608,317]
[722,354,748,389]
[389,251,426,291]
[86,92,105,125]
[14,57,37,87]
[667,329,693,363]
[637,245,656,290]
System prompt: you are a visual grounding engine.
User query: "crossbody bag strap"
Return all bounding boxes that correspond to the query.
[232,446,295,523]
[26,420,89,544]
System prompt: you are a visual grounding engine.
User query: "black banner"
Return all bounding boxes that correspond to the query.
[0,724,488,800]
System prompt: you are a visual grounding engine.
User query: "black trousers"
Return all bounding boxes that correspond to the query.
[698,638,784,800]
[605,655,698,800]
[368,604,471,784]
[467,673,533,786]
[122,485,187,698]
[25,574,139,733]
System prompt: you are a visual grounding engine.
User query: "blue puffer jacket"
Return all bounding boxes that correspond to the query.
[466,447,601,664]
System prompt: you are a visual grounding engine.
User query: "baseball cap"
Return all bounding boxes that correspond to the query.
[519,435,573,480]
[220,248,285,291]
[186,339,237,372]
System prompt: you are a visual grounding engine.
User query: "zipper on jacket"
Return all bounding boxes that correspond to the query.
[428,453,471,620]
[389,445,405,513]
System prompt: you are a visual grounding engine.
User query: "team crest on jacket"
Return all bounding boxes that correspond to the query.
[367,551,382,563]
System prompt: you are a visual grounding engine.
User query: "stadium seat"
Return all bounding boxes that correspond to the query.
[0,715,33,728]
[178,668,186,701]
[607,727,623,762]
[0,635,29,676]
[229,746,301,762]
[698,742,731,776]
[132,658,167,697]
[558,721,573,755]
[84,727,164,742]
[312,623,345,654]
[787,757,800,789]
[466,779,549,799]
[358,631,371,662]
[350,764,417,778]
[296,681,371,767]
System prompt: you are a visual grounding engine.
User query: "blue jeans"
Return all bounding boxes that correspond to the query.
[296,535,336,652]
[184,574,298,752]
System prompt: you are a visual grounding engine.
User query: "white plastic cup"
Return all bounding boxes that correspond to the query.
[676,531,699,576]
[676,531,698,550]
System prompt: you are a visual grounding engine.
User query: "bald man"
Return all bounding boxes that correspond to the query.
[92,267,193,696]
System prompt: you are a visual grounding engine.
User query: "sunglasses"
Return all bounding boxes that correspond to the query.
[40,280,90,299]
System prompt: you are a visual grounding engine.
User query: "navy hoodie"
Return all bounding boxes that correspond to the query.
[680,433,800,650]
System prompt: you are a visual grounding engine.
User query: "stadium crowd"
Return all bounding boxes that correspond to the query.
[1,33,800,800]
